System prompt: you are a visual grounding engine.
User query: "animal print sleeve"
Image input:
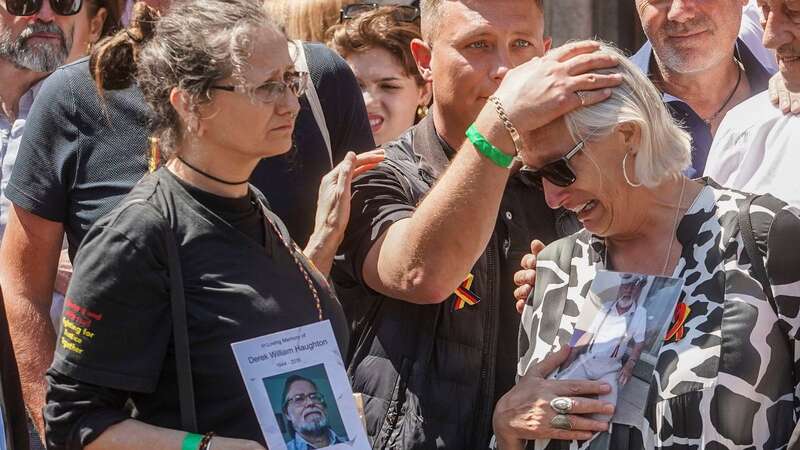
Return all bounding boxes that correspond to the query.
[765,205,800,341]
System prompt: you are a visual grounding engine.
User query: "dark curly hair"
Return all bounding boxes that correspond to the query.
[327,6,424,87]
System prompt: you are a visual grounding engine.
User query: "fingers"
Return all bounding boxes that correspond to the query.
[513,268,535,287]
[566,397,615,416]
[571,88,612,108]
[350,149,385,178]
[354,149,385,166]
[547,428,596,441]
[514,283,532,301]
[515,298,526,314]
[529,347,572,378]
[549,40,602,63]
[552,379,612,397]
[336,152,357,185]
[564,52,619,76]
[353,163,381,177]
[565,414,611,433]
[570,71,622,93]
[530,239,545,257]
[792,96,800,115]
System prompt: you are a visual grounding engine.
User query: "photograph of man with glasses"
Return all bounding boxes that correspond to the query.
[279,372,348,450]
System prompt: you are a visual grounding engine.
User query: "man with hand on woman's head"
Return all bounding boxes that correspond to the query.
[332,0,622,447]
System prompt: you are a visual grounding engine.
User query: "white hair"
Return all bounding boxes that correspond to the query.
[563,43,692,188]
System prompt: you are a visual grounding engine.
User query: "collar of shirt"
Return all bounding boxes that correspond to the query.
[630,38,774,105]
[0,78,44,125]
[409,114,454,182]
[287,428,346,449]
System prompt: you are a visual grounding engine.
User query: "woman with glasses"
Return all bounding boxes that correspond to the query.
[328,5,431,146]
[42,1,381,449]
[491,43,800,449]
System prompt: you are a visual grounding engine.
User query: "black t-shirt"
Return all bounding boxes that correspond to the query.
[6,58,151,259]
[45,168,349,449]
[171,173,266,246]
[251,43,375,246]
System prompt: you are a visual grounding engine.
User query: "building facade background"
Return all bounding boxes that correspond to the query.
[545,1,647,55]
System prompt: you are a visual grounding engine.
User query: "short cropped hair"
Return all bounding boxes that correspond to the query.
[327,7,425,86]
[420,0,544,42]
[563,43,692,188]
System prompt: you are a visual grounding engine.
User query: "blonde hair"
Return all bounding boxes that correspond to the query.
[266,0,346,42]
[563,43,692,188]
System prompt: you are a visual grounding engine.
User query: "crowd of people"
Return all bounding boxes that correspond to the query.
[0,0,798,450]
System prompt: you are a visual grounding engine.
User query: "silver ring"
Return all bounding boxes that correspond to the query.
[550,397,574,415]
[575,91,587,106]
[550,413,572,430]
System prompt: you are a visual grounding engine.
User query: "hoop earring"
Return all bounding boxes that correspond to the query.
[622,151,642,188]
[416,104,429,122]
[148,137,161,173]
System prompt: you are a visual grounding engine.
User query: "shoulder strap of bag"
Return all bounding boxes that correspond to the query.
[738,194,777,312]
[163,227,198,432]
[116,199,197,431]
[293,40,333,167]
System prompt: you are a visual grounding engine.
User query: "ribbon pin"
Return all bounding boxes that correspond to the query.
[665,303,691,342]
[452,273,481,311]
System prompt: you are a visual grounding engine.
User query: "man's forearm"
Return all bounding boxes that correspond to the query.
[372,107,517,302]
[5,293,56,435]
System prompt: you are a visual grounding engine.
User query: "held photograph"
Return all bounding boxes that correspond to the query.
[556,270,685,428]
[231,320,371,450]
[263,364,350,450]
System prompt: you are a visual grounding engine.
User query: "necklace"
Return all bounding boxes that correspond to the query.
[260,203,325,321]
[604,177,687,277]
[176,155,250,186]
[703,58,744,126]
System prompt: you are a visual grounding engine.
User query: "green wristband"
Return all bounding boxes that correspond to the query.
[182,433,203,450]
[466,124,515,169]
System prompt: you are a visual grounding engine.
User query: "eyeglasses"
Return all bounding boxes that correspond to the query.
[339,3,420,23]
[211,71,309,104]
[520,140,585,189]
[4,0,82,16]
[284,392,324,408]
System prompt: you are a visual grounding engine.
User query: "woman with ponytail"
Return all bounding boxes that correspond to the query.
[40,0,381,449]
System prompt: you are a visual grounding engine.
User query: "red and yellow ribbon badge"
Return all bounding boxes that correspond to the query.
[452,273,481,311]
[665,302,691,342]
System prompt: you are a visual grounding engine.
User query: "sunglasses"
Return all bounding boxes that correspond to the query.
[339,3,420,23]
[211,71,309,104]
[520,140,585,189]
[4,0,82,16]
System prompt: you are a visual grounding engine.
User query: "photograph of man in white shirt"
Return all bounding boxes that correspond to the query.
[558,275,648,420]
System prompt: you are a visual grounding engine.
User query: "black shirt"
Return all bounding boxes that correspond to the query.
[332,116,578,448]
[251,43,375,246]
[45,168,349,449]
[6,57,150,260]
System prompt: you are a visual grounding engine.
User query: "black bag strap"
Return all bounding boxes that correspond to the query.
[114,199,197,431]
[738,194,777,312]
[162,227,198,433]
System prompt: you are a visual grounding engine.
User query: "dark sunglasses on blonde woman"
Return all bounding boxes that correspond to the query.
[519,140,586,189]
[4,0,82,16]
[339,2,420,23]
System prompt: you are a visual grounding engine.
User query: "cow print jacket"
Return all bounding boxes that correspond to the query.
[516,182,800,450]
